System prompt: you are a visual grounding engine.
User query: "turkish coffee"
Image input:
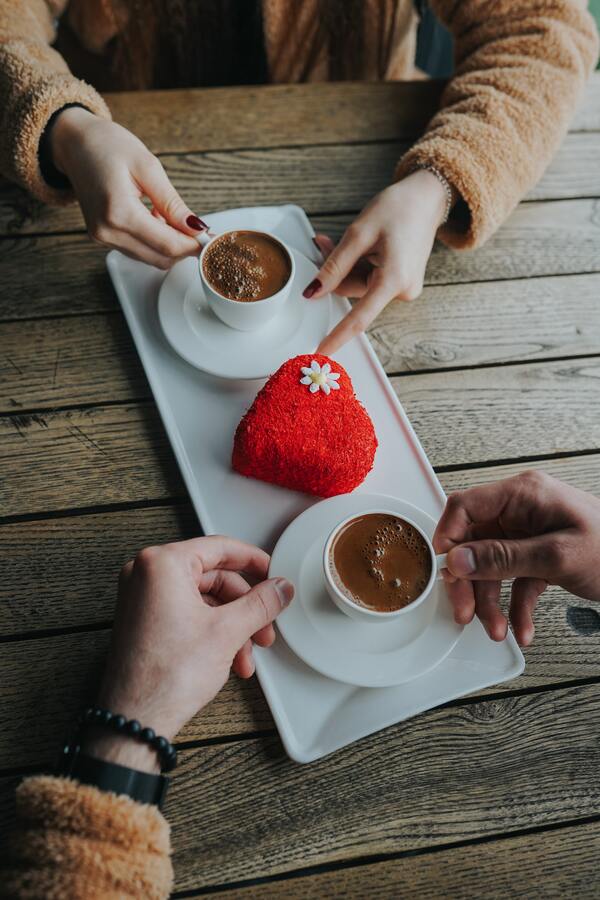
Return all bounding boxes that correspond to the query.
[202,231,291,302]
[329,513,432,612]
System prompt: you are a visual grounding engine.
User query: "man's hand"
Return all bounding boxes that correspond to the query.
[84,537,293,771]
[433,471,600,647]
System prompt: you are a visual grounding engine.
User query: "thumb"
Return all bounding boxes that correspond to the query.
[222,577,294,643]
[140,156,206,236]
[446,535,559,582]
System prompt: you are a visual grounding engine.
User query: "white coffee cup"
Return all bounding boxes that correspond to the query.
[323,508,448,623]
[198,229,295,331]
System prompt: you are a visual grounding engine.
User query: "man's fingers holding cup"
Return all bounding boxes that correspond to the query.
[446,535,560,583]
[474,580,507,642]
[509,577,547,647]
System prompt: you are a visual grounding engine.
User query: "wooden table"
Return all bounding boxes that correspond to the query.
[2,77,600,896]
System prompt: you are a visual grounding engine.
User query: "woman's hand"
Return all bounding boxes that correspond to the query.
[433,471,600,647]
[306,170,452,356]
[84,536,294,772]
[50,107,206,268]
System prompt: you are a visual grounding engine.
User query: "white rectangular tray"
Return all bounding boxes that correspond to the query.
[108,204,524,763]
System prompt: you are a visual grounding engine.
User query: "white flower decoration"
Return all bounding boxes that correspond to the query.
[300,360,341,395]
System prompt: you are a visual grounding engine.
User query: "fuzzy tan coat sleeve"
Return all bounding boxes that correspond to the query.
[1,776,173,899]
[395,0,599,249]
[0,0,111,205]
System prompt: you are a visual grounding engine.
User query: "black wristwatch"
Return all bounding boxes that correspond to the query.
[57,742,169,808]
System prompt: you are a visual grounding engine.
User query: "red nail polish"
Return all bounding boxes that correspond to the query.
[303,278,322,299]
[186,215,208,231]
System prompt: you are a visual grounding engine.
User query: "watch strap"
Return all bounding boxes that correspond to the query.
[57,745,169,808]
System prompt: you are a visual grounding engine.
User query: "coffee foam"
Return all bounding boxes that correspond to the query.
[329,514,432,611]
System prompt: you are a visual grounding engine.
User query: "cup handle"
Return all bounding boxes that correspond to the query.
[435,553,448,579]
[196,231,212,248]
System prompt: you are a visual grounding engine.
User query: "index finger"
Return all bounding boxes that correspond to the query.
[124,205,200,259]
[433,480,518,553]
[317,269,394,356]
[172,535,270,581]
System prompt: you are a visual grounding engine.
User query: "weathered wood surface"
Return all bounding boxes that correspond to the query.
[1,454,598,635]
[0,75,599,896]
[163,683,600,887]
[208,820,600,899]
[2,355,600,516]
[106,81,446,154]
[1,129,599,237]
[4,271,600,415]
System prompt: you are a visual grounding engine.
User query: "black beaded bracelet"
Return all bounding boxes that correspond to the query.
[77,706,178,773]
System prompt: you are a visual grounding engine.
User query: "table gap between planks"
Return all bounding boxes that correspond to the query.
[1,75,600,895]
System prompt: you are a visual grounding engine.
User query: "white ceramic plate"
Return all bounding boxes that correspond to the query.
[158,249,331,380]
[270,492,463,688]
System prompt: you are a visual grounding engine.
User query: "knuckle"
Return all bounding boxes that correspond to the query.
[445,492,464,514]
[88,222,112,244]
[252,585,272,625]
[517,469,548,491]
[486,540,513,575]
[142,153,164,178]
[162,192,186,222]
[544,535,568,572]
[103,202,126,230]
[322,254,343,282]
[345,222,363,243]
[134,545,162,572]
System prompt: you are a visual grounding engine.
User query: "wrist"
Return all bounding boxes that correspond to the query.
[83,728,161,775]
[50,106,97,176]
[398,168,458,227]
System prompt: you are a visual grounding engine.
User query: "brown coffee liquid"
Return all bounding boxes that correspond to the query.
[330,514,432,612]
[203,231,292,302]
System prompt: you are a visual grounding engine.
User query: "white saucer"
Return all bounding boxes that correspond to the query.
[158,250,331,380]
[269,493,463,688]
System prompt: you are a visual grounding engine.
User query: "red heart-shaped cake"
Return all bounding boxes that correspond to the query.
[232,354,377,497]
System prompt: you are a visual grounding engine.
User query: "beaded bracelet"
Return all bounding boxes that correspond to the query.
[77,706,178,773]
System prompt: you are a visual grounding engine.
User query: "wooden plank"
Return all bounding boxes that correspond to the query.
[0,505,199,634]
[1,129,599,237]
[345,271,600,373]
[169,684,600,886]
[0,453,597,633]
[0,314,147,412]
[439,455,600,496]
[3,355,600,516]
[105,81,445,154]
[3,272,600,412]
[3,199,600,323]
[0,404,184,517]
[208,820,600,899]
[392,357,600,469]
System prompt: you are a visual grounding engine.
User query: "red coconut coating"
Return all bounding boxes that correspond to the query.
[232,354,377,497]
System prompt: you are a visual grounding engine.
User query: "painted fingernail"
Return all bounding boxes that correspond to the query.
[303,278,322,299]
[274,578,295,607]
[186,214,208,231]
[448,547,476,576]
